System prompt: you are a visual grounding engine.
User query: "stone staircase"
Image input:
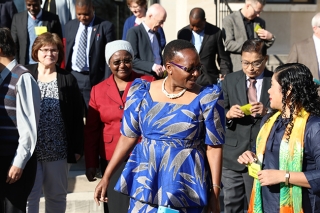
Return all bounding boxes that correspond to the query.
[265,54,288,71]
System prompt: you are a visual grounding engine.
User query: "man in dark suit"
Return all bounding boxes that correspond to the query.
[126,3,166,79]
[221,38,273,212]
[178,7,232,86]
[65,0,115,108]
[0,0,17,29]
[11,0,62,65]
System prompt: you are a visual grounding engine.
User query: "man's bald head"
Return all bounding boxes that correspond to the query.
[75,0,93,7]
[145,3,167,32]
[189,8,206,21]
[189,8,206,33]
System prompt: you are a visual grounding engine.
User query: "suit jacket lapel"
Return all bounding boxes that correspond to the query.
[89,18,99,50]
[235,72,248,106]
[106,73,139,105]
[140,24,153,53]
[235,11,248,40]
[22,11,28,44]
[70,20,79,43]
[200,24,209,54]
[42,12,48,28]
[106,76,123,106]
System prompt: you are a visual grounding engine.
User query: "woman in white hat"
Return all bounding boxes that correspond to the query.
[84,40,155,213]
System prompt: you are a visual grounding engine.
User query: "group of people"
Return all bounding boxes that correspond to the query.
[0,0,320,213]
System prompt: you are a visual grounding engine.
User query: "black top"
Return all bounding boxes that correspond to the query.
[240,10,254,40]
[25,64,84,163]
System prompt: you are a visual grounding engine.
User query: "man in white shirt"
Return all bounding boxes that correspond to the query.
[287,12,320,87]
[0,27,40,213]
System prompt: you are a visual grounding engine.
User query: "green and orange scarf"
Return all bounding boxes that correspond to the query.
[248,109,309,213]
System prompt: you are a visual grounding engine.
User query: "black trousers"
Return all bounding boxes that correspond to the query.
[100,159,129,213]
[71,71,91,110]
[0,155,37,213]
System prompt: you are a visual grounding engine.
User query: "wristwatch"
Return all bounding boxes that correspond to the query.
[270,36,276,42]
[285,171,290,185]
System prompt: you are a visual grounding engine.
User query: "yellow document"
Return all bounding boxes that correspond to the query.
[240,103,252,115]
[35,26,47,36]
[248,162,261,179]
[254,24,262,33]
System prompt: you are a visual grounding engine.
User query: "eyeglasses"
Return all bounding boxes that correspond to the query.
[39,48,59,54]
[112,59,132,66]
[241,58,265,68]
[169,61,202,73]
[128,5,140,10]
[250,4,262,15]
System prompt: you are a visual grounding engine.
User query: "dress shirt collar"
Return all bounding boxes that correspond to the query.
[246,70,264,81]
[240,9,253,23]
[28,9,43,20]
[1,59,17,80]
[142,22,152,33]
[79,15,95,28]
[192,29,205,36]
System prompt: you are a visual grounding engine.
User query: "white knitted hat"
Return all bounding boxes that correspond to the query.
[105,40,134,65]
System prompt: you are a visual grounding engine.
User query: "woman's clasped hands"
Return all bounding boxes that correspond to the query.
[238,151,286,186]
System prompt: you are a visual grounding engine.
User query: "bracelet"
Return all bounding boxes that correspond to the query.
[211,184,221,190]
[285,171,290,186]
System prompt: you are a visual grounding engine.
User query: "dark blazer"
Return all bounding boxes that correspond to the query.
[65,17,115,87]
[11,10,62,65]
[178,22,232,86]
[84,71,154,168]
[126,24,162,78]
[222,69,273,171]
[0,0,17,28]
[26,64,84,163]
[122,15,166,50]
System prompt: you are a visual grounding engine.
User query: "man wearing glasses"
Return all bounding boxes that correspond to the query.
[222,0,275,72]
[221,39,273,213]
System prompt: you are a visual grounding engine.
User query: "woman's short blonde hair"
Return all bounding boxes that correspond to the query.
[31,32,64,64]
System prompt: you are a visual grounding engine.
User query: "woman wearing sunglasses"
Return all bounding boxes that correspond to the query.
[94,39,225,213]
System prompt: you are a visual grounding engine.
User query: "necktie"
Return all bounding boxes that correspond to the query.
[76,27,88,71]
[248,78,257,103]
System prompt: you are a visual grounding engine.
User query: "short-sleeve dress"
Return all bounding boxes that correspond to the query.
[114,79,225,213]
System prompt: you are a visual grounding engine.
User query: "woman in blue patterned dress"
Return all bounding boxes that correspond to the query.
[94,39,225,213]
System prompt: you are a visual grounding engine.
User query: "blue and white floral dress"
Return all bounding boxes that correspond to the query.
[114,79,225,213]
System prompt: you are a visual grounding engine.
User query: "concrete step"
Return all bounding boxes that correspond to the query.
[266,54,288,71]
[267,54,288,65]
[38,157,105,213]
[68,171,98,193]
[39,192,104,213]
